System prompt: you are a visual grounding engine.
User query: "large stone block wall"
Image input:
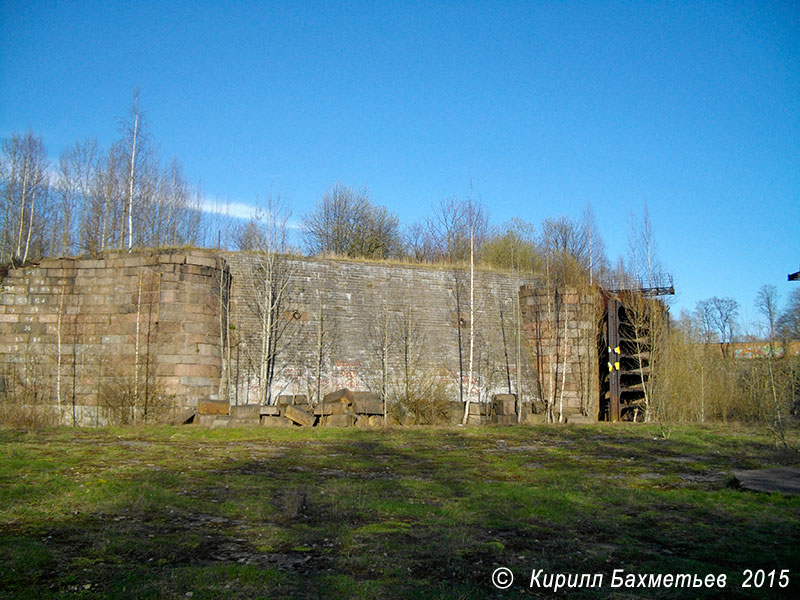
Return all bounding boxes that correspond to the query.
[0,250,227,425]
[0,249,604,424]
[519,285,601,419]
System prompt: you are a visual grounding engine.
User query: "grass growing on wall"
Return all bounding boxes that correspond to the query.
[1,424,798,599]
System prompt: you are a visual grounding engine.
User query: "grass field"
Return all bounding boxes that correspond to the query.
[1,423,798,599]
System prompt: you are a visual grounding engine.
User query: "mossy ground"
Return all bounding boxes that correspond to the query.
[1,423,798,599]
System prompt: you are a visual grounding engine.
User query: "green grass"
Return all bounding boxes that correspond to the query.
[0,423,798,599]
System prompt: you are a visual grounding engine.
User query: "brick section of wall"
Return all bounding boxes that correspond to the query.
[223,253,539,407]
[519,285,601,420]
[0,250,227,425]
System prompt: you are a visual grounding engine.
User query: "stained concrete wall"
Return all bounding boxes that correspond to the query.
[223,253,539,408]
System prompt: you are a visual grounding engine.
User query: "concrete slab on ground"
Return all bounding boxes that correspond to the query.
[732,467,800,495]
[283,405,316,427]
[229,404,259,419]
[168,408,196,425]
[197,400,229,415]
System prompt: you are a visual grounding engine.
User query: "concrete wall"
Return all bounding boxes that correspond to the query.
[223,253,539,409]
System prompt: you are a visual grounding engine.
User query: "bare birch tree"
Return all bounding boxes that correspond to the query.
[462,198,477,424]
[240,198,295,405]
[0,132,50,264]
[755,284,792,447]
[124,91,142,251]
[57,139,99,255]
[312,287,337,406]
[618,205,677,421]
[370,307,394,425]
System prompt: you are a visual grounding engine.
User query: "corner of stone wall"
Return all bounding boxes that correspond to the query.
[518,283,601,421]
[0,249,227,425]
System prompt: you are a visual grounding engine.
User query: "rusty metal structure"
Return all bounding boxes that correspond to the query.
[599,274,674,421]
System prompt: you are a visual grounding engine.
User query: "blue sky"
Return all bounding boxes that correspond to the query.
[1,0,798,325]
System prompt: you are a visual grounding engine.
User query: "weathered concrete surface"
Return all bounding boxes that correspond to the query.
[325,413,356,427]
[323,389,354,404]
[283,405,316,427]
[198,400,230,415]
[260,415,293,427]
[169,408,197,425]
[229,404,260,419]
[224,254,545,410]
[566,414,594,424]
[732,467,800,495]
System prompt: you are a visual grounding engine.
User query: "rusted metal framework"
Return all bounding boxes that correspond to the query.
[599,274,674,422]
[604,273,674,297]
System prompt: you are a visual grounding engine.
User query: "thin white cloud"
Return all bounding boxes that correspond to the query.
[200,198,259,221]
[199,197,303,231]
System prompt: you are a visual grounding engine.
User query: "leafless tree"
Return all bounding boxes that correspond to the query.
[240,198,296,405]
[481,217,537,272]
[369,307,395,425]
[462,197,478,424]
[524,244,576,423]
[90,142,127,253]
[311,285,337,406]
[0,132,50,264]
[56,139,99,255]
[539,216,590,284]
[215,258,233,404]
[697,297,739,358]
[755,284,792,447]
[624,208,670,422]
[232,217,266,251]
[581,204,607,286]
[777,288,800,340]
[302,184,402,258]
[448,266,468,406]
[123,91,143,251]
[425,197,489,264]
[403,220,438,262]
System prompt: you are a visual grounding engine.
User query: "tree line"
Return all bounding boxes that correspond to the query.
[0,94,208,265]
[651,285,800,444]
[3,95,798,433]
[2,95,612,285]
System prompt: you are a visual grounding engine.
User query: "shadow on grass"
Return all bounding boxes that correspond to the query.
[1,425,799,599]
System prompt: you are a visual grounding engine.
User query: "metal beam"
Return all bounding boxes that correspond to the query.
[606,297,621,422]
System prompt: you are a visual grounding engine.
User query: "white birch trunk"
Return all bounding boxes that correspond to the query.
[462,208,475,425]
[126,96,139,252]
[133,270,142,424]
[15,164,29,259]
[56,284,65,422]
[558,306,568,423]
[22,183,36,264]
